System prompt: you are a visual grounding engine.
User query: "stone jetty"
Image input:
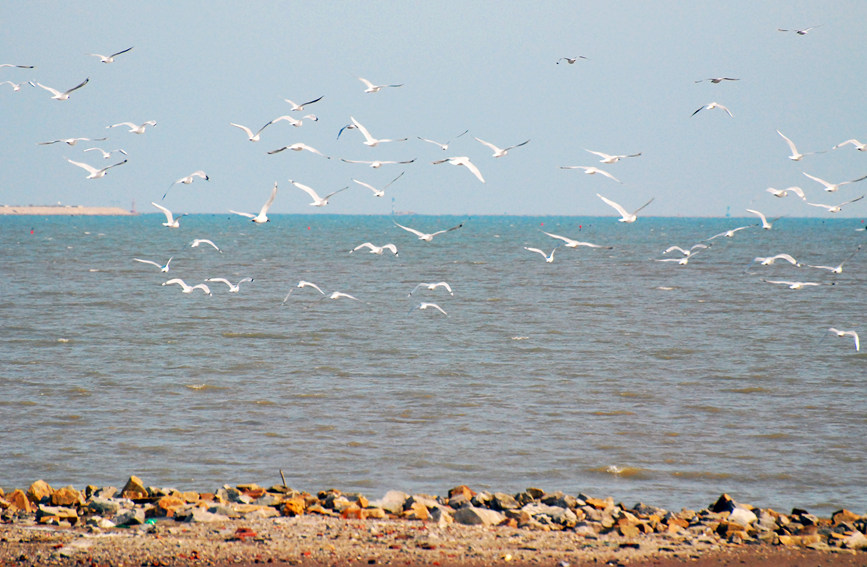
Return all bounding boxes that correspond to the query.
[0,478,865,566]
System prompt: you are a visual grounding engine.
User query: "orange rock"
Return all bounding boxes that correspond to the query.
[402,501,430,521]
[584,497,613,510]
[51,486,83,507]
[155,496,186,517]
[239,485,265,499]
[832,509,860,524]
[182,491,200,504]
[777,534,801,546]
[120,475,147,499]
[363,507,387,520]
[340,504,365,520]
[618,523,640,538]
[282,496,306,516]
[27,480,54,504]
[448,485,475,500]
[6,490,32,513]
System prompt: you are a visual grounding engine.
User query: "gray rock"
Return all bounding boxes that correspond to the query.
[843,531,867,550]
[370,490,408,515]
[87,497,122,516]
[542,493,580,510]
[729,507,758,527]
[490,492,519,510]
[447,493,470,509]
[114,507,145,526]
[185,507,229,523]
[522,503,578,525]
[208,504,239,518]
[454,506,504,526]
[470,491,493,508]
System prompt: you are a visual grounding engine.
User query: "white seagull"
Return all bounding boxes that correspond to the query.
[39,136,106,146]
[753,253,801,266]
[229,121,273,142]
[832,139,867,152]
[707,225,753,240]
[284,95,323,111]
[694,77,740,84]
[409,302,448,316]
[777,130,823,161]
[190,239,221,252]
[761,279,824,290]
[108,121,156,134]
[827,328,860,352]
[282,280,326,304]
[597,193,654,223]
[164,170,209,199]
[340,158,415,168]
[0,80,34,91]
[664,244,708,257]
[205,277,254,293]
[473,136,530,158]
[326,291,360,301]
[802,171,867,193]
[556,56,588,64]
[0,63,34,68]
[133,257,172,272]
[151,201,185,228]
[66,157,127,179]
[416,129,468,150]
[290,180,349,207]
[268,143,330,158]
[692,102,733,117]
[804,195,865,213]
[358,76,403,93]
[806,245,861,274]
[541,230,611,249]
[431,156,485,183]
[349,116,407,147]
[408,282,454,297]
[269,114,318,128]
[229,182,278,223]
[350,242,398,256]
[746,208,778,230]
[560,165,622,183]
[88,46,133,63]
[162,278,211,295]
[524,246,557,263]
[778,25,822,35]
[35,78,89,100]
[766,186,805,199]
[83,147,127,159]
[584,149,642,164]
[393,219,463,242]
[352,171,404,198]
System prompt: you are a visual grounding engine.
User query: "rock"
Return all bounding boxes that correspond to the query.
[120,476,147,500]
[448,485,475,500]
[37,504,78,525]
[363,507,387,520]
[525,487,545,499]
[182,507,228,523]
[491,492,519,510]
[51,486,83,507]
[842,531,867,550]
[471,491,492,507]
[454,506,504,526]
[154,496,186,517]
[522,503,578,526]
[447,493,471,509]
[584,496,614,510]
[87,496,122,516]
[710,494,735,514]
[282,496,306,516]
[632,502,666,517]
[181,491,200,503]
[6,490,32,513]
[832,509,860,525]
[402,501,430,521]
[86,516,116,529]
[114,507,145,526]
[237,483,265,499]
[27,480,54,504]
[371,490,408,515]
[542,492,580,510]
[430,506,453,527]
[237,504,279,519]
[728,507,758,527]
[777,534,801,546]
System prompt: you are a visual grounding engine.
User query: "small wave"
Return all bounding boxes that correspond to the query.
[591,410,636,416]
[184,383,227,391]
[723,386,768,394]
[671,470,734,480]
[221,332,287,339]
[589,465,652,478]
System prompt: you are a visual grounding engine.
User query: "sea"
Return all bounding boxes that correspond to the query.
[1,214,864,516]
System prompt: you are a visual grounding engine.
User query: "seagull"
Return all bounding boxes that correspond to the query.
[524,246,557,263]
[596,193,654,223]
[350,242,398,256]
[340,158,415,168]
[778,25,822,35]
[473,136,530,158]
[35,78,89,100]
[229,121,273,142]
[541,230,611,249]
[0,64,34,69]
[269,114,318,128]
[282,280,327,304]
[133,257,172,272]
[777,130,824,161]
[766,186,806,199]
[205,277,254,293]
[358,76,403,93]
[664,244,709,257]
[290,180,349,207]
[806,245,861,274]
[190,239,221,252]
[151,201,185,228]
[802,171,867,193]
[108,121,156,134]
[393,219,463,242]
[66,157,127,179]
[804,195,865,213]
[584,149,642,164]
[336,123,356,140]
[284,95,323,111]
[229,182,278,223]
[656,256,694,266]
[707,225,753,240]
[162,278,211,295]
[326,291,360,301]
[761,279,825,290]
[83,147,127,159]
[268,143,330,158]
[746,208,778,230]
[753,253,801,266]
[0,80,33,91]
[694,77,740,84]
[164,170,209,199]
[556,56,588,64]
[408,282,454,297]
[692,102,733,117]
[832,139,867,152]
[560,165,622,183]
[352,172,405,197]
[349,116,407,147]
[88,46,133,63]
[827,328,860,351]
[431,156,485,183]
[39,136,106,146]
[409,302,448,316]
[416,129,468,150]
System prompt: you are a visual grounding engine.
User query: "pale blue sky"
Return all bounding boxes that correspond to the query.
[2,1,865,217]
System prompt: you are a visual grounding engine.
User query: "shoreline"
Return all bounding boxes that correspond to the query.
[1,478,864,566]
[0,205,136,216]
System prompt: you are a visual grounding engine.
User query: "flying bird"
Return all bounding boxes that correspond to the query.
[268,143,330,158]
[0,80,33,91]
[282,280,326,304]
[777,25,822,35]
[393,220,463,242]
[339,158,415,168]
[692,102,733,117]
[349,116,407,147]
[832,139,867,152]
[416,129,468,150]
[108,121,156,134]
[584,149,642,163]
[88,46,133,63]
[541,230,611,249]
[827,328,860,352]
[290,180,348,207]
[229,182,278,223]
[151,201,185,228]
[596,193,654,223]
[804,195,865,213]
[162,278,211,295]
[269,114,318,128]
[777,130,823,161]
[39,136,106,146]
[766,186,805,199]
[746,208,778,230]
[358,76,403,93]
[556,56,588,64]
[0,63,34,69]
[761,279,825,290]
[694,77,740,84]
[753,253,801,266]
[409,302,448,316]
[431,156,485,183]
[473,136,530,158]
[133,257,172,272]
[560,165,622,183]
[802,171,867,193]
[35,77,89,100]
[805,245,861,274]
[325,291,360,301]
[408,282,454,297]
[205,277,254,293]
[66,157,127,179]
[524,246,557,263]
[83,147,127,159]
[283,95,323,111]
[352,171,404,197]
[190,239,221,252]
[707,226,753,240]
[229,121,273,142]
[350,242,399,256]
[663,244,709,257]
[164,170,209,199]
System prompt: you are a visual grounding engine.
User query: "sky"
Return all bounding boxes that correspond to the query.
[1,1,866,218]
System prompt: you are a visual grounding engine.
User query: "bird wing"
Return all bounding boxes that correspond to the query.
[352,242,375,252]
[290,180,321,203]
[691,105,706,116]
[632,197,655,215]
[585,149,612,160]
[393,221,425,238]
[524,247,546,257]
[457,157,485,183]
[349,116,375,143]
[66,158,99,175]
[229,123,255,138]
[105,159,127,171]
[745,208,768,225]
[358,77,375,89]
[323,186,349,200]
[474,137,502,153]
[352,179,379,193]
[506,139,530,151]
[205,278,232,288]
[802,172,832,189]
[229,210,256,218]
[840,195,865,207]
[133,258,160,268]
[35,82,62,96]
[596,193,629,217]
[260,183,278,214]
[64,78,89,95]
[109,46,134,58]
[383,171,405,189]
[777,130,798,154]
[151,201,174,223]
[299,95,323,107]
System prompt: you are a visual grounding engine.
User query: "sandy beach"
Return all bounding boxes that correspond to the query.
[0,205,135,215]
[1,479,864,566]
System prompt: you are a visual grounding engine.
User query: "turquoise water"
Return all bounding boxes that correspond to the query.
[1,214,864,515]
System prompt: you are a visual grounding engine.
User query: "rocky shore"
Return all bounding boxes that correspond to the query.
[1,477,865,566]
